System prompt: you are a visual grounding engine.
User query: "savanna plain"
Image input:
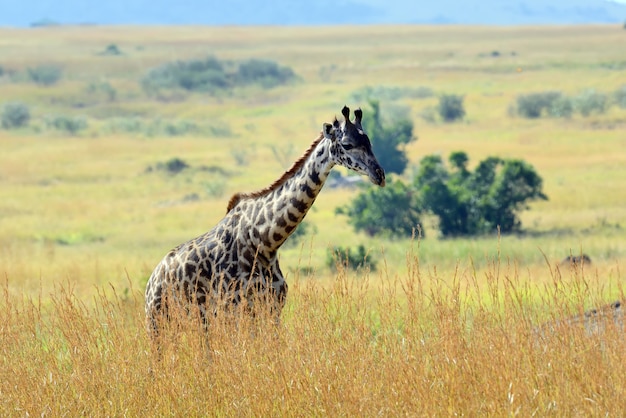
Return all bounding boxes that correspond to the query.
[1,24,626,415]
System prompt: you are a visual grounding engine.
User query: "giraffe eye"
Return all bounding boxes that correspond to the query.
[343,143,355,151]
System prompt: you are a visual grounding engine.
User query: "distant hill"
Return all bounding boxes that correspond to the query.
[2,0,626,27]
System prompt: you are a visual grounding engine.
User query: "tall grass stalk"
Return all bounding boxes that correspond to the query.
[1,248,624,416]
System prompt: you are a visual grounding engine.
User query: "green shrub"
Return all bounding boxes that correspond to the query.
[336,179,422,238]
[515,91,561,118]
[615,85,626,108]
[142,56,297,95]
[142,56,229,94]
[574,89,607,116]
[413,152,548,236]
[1,102,31,129]
[547,96,573,118]
[154,157,189,175]
[438,94,466,122]
[46,115,88,135]
[231,148,251,166]
[99,44,122,56]
[236,59,296,88]
[102,117,144,134]
[27,65,62,86]
[162,120,198,136]
[102,117,230,137]
[419,106,438,123]
[144,119,199,137]
[86,81,117,101]
[205,182,226,199]
[326,245,376,271]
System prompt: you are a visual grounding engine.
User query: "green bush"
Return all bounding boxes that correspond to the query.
[142,56,297,95]
[615,85,626,108]
[336,179,422,238]
[205,182,226,199]
[27,65,62,86]
[102,117,144,135]
[46,115,88,135]
[515,89,611,118]
[1,102,31,129]
[574,89,607,116]
[515,91,561,118]
[438,94,465,122]
[99,44,122,56]
[413,152,548,236]
[162,120,198,136]
[231,148,251,167]
[153,157,189,175]
[142,56,229,94]
[236,59,296,88]
[86,81,117,101]
[326,245,376,271]
[546,96,573,118]
[101,117,230,137]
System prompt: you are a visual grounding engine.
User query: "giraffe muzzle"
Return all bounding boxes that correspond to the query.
[373,167,386,187]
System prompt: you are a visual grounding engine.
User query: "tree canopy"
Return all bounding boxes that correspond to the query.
[361,101,416,175]
[339,151,548,238]
[413,151,548,236]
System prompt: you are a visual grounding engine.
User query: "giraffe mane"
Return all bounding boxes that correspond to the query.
[226,132,325,213]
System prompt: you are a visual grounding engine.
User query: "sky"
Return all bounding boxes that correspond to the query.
[0,0,625,26]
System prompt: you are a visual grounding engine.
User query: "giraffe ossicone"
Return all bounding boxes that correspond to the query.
[144,105,385,336]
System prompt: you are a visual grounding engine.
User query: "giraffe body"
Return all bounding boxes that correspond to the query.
[145,106,385,335]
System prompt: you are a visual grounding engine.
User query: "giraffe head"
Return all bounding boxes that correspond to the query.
[323,105,386,187]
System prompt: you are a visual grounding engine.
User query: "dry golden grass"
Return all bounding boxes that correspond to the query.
[1,24,626,414]
[2,254,625,416]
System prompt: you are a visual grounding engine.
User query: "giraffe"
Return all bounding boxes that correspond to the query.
[144,105,386,337]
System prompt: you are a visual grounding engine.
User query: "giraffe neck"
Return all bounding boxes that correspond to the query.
[242,137,334,258]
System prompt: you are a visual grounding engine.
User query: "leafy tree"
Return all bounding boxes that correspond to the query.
[414,152,547,236]
[438,94,466,122]
[480,159,548,232]
[361,100,416,175]
[414,154,475,236]
[336,180,422,238]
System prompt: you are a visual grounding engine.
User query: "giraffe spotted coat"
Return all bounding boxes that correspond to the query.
[144,106,385,335]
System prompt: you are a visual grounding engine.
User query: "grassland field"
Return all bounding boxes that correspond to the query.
[1,24,626,415]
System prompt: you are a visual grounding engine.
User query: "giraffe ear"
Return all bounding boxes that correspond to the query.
[332,117,340,130]
[322,123,335,141]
